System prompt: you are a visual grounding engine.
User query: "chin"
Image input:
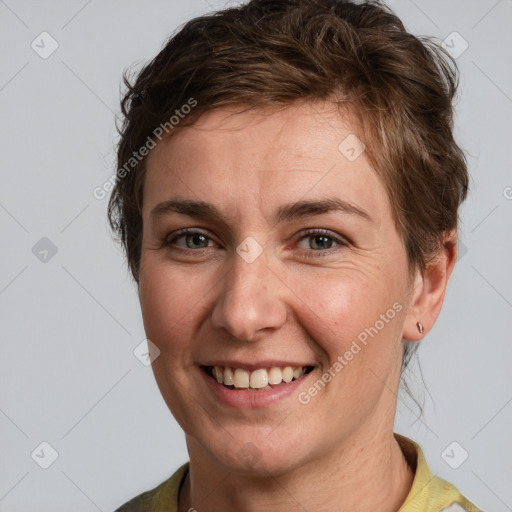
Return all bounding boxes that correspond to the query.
[196,429,312,477]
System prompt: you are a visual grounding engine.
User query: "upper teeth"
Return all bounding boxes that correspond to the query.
[212,366,307,389]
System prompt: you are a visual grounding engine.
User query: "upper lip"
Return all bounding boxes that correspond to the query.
[199,361,315,371]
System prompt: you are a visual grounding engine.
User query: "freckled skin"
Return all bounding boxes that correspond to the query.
[138,101,455,511]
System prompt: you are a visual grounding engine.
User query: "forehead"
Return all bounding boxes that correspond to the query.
[150,102,360,168]
[143,102,390,224]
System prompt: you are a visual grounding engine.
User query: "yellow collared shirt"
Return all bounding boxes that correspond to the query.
[114,434,484,512]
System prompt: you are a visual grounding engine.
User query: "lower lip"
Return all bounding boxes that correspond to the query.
[200,368,313,409]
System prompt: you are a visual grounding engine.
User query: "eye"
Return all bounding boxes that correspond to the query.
[164,229,216,250]
[163,228,348,257]
[296,229,348,256]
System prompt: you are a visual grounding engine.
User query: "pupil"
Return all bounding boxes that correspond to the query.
[313,235,331,250]
[188,234,207,248]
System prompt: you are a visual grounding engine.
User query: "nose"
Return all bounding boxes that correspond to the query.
[211,248,288,342]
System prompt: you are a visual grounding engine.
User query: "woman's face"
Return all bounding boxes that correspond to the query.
[139,101,415,474]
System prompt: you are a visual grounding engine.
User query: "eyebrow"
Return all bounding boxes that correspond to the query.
[150,197,372,225]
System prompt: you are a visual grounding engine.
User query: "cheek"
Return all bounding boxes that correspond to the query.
[288,268,406,372]
[139,257,206,359]
[138,257,213,429]
[288,270,406,439]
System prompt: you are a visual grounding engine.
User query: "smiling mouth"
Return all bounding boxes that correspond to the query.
[202,365,315,391]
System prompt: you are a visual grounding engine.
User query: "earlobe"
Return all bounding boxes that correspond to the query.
[403,231,458,341]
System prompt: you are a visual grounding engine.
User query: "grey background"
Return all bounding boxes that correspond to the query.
[0,0,510,510]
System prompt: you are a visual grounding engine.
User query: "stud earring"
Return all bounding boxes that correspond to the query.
[416,322,424,334]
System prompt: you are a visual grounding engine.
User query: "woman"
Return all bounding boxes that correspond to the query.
[109,0,483,510]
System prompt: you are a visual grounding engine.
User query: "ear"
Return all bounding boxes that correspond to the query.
[403,230,458,341]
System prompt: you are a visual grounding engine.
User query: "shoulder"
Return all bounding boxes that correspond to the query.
[394,433,485,512]
[113,487,155,512]
[427,475,484,512]
[113,463,189,512]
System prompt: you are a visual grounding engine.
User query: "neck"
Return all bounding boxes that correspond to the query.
[179,428,414,512]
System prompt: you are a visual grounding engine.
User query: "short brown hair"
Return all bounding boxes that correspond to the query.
[109,0,467,284]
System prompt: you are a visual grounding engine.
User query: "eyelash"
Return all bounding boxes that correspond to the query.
[163,228,348,258]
